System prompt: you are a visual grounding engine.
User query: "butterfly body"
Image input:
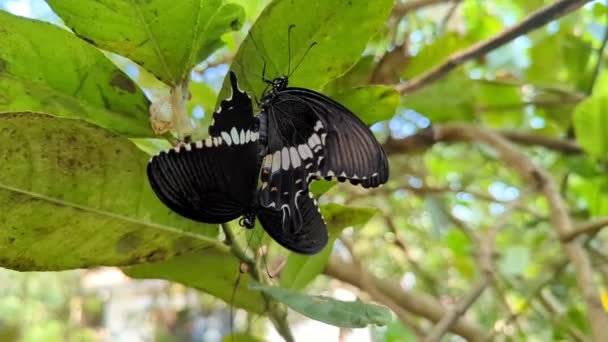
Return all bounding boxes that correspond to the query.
[147,71,388,254]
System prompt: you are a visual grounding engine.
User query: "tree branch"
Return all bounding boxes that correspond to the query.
[384,128,583,155]
[396,0,593,94]
[561,217,608,242]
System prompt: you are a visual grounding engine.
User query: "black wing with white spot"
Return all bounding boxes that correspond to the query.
[147,138,259,224]
[257,96,327,217]
[147,71,260,224]
[269,88,389,188]
[257,190,328,254]
[209,71,259,144]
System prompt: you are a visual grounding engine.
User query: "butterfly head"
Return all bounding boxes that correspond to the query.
[271,76,289,92]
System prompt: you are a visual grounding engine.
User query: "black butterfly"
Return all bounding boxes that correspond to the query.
[147,71,389,254]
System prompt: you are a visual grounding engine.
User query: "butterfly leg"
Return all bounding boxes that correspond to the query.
[239,212,256,229]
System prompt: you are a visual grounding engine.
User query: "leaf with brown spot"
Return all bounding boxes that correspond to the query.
[0,112,221,271]
[0,11,152,137]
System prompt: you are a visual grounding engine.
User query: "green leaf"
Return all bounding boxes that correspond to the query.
[331,86,400,125]
[124,249,266,314]
[225,0,394,98]
[527,33,592,88]
[0,11,152,137]
[221,333,265,342]
[403,33,471,78]
[281,204,378,290]
[47,0,245,85]
[249,282,393,328]
[0,112,219,271]
[573,73,608,160]
[404,72,476,122]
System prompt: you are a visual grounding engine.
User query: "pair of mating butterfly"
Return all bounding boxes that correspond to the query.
[147,70,389,254]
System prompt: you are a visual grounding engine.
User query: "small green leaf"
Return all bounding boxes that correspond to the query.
[221,333,265,342]
[0,112,218,271]
[47,0,245,85]
[573,72,608,160]
[249,282,393,328]
[0,11,152,137]
[322,203,379,229]
[331,86,400,125]
[225,0,394,99]
[124,249,266,314]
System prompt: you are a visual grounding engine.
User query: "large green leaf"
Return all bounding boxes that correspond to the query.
[250,282,392,328]
[404,71,476,122]
[280,204,378,290]
[331,86,400,125]
[0,112,219,271]
[0,11,152,137]
[47,0,245,85]
[124,249,266,314]
[573,73,608,160]
[225,0,394,99]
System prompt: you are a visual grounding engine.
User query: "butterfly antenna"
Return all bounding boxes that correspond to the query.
[288,41,317,78]
[287,24,296,76]
[248,30,277,83]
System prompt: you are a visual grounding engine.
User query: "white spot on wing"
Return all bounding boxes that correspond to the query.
[289,147,301,168]
[195,141,203,148]
[205,138,212,147]
[240,129,246,145]
[327,170,335,177]
[230,127,239,145]
[245,130,251,143]
[281,147,290,170]
[298,144,313,160]
[272,151,281,172]
[314,120,323,132]
[221,131,232,146]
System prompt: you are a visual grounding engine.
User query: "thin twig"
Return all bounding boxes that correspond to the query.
[384,216,440,295]
[423,278,489,342]
[586,7,608,95]
[392,0,452,16]
[396,0,593,94]
[561,217,608,242]
[437,0,462,34]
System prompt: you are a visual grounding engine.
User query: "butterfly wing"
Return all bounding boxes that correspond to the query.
[276,88,390,188]
[147,139,258,223]
[147,71,259,224]
[257,190,328,254]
